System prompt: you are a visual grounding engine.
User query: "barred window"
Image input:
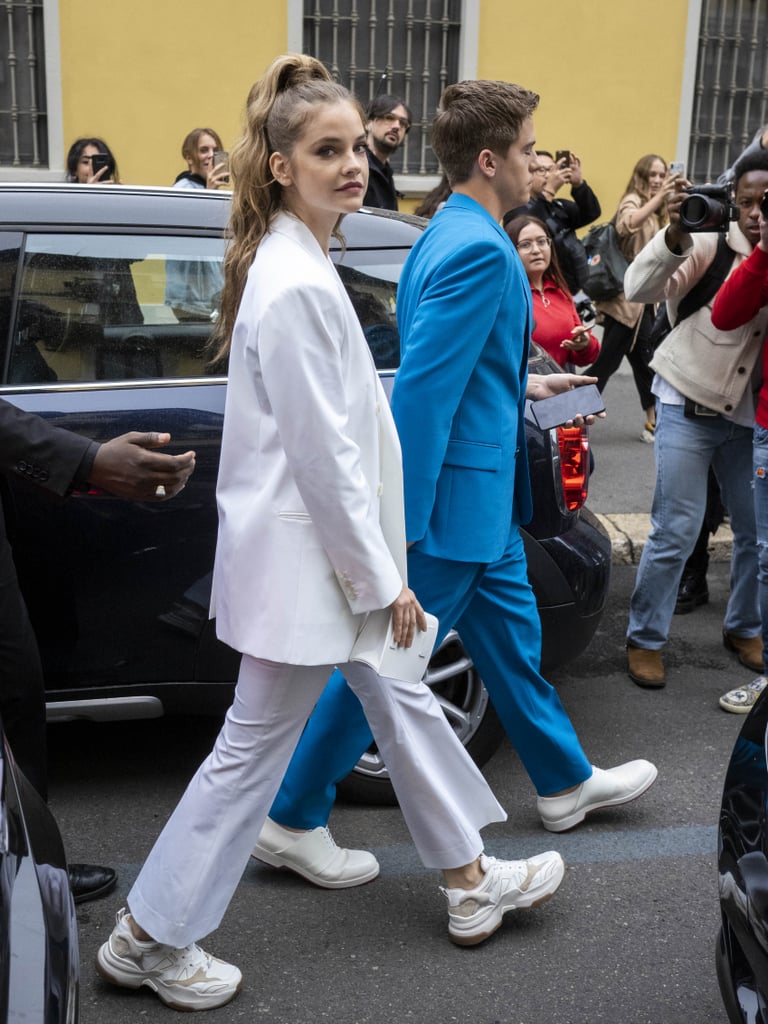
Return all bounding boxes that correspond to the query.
[688,0,768,182]
[0,0,48,167]
[303,0,461,175]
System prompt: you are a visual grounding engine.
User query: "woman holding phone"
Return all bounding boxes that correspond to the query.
[95,54,565,1012]
[505,214,600,369]
[65,137,119,183]
[587,153,679,441]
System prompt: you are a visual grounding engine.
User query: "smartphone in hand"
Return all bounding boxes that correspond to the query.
[213,150,230,183]
[90,153,114,180]
[530,383,605,431]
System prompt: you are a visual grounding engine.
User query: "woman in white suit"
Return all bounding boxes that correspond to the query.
[95,55,565,1012]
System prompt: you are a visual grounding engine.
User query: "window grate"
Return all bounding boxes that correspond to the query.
[304,0,461,175]
[0,0,47,167]
[689,0,768,183]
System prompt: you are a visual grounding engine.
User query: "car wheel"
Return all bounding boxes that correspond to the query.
[337,629,505,806]
[715,919,767,1024]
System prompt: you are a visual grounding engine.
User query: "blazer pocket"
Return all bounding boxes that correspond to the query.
[444,438,502,472]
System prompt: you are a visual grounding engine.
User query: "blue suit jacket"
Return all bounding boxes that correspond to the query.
[392,193,533,564]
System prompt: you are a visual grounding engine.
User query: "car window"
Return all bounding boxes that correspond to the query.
[8,234,226,385]
[334,247,409,371]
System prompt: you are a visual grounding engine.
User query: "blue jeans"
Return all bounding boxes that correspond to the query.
[753,425,768,673]
[627,401,758,649]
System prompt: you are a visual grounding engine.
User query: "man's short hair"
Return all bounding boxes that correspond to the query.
[366,94,412,125]
[733,146,768,185]
[431,80,539,186]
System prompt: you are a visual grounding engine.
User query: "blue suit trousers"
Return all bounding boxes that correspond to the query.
[269,527,592,829]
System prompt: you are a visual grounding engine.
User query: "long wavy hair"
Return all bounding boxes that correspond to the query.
[210,54,362,364]
[621,153,670,225]
[504,214,572,296]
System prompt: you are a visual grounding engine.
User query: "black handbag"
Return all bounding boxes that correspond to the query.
[582,220,630,301]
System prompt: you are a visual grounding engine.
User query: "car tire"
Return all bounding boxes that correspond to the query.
[338,629,505,806]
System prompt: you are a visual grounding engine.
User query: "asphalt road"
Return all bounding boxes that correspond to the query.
[48,367,742,1024]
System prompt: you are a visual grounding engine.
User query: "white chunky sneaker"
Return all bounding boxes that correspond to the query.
[441,851,565,947]
[252,818,380,889]
[719,676,768,714]
[95,908,242,1011]
[537,760,658,832]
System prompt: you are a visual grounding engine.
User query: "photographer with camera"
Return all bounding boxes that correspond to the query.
[623,150,768,691]
[707,190,768,713]
[504,149,600,296]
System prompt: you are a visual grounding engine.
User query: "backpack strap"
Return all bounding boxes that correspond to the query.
[675,233,733,323]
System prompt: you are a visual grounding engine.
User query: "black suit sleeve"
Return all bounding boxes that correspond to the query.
[568,181,601,227]
[0,398,97,496]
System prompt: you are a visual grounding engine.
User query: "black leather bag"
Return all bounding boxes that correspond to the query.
[582,221,630,301]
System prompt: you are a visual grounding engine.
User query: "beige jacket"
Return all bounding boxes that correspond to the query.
[623,222,768,414]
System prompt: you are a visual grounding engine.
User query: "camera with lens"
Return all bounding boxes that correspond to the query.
[679,183,738,232]
[760,190,768,219]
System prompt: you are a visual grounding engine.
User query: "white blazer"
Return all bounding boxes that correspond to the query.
[210,212,406,664]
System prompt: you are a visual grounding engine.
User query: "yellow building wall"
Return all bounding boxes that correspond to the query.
[56,0,692,215]
[474,0,691,223]
[58,1,288,186]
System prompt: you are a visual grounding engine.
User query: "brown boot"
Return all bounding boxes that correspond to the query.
[723,631,763,673]
[627,644,666,688]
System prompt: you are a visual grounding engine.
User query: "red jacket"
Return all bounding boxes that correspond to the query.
[530,279,600,368]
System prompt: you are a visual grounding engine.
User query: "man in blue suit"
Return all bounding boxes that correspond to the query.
[253,79,657,889]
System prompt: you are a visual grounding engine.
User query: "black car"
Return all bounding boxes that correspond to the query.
[0,183,610,800]
[718,689,768,1022]
[0,716,79,1023]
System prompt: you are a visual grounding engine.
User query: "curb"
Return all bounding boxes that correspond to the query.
[596,513,734,566]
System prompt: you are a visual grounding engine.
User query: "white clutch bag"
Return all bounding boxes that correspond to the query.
[350,610,439,684]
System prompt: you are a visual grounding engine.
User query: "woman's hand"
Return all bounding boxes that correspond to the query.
[389,585,428,648]
[561,325,592,352]
[206,163,230,190]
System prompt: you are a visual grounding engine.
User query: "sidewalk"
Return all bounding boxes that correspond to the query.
[595,512,733,566]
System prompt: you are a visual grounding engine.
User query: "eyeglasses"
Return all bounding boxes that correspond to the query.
[517,237,552,252]
[531,166,549,175]
[379,113,411,132]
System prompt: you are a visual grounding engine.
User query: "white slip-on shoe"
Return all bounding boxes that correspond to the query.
[252,818,380,889]
[441,851,565,947]
[95,908,242,1011]
[537,760,658,833]
[719,676,768,714]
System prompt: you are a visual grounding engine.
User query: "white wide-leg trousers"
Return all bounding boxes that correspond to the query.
[128,655,506,948]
